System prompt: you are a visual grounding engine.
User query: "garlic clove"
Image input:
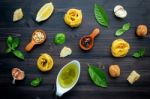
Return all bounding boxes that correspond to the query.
[114,5,127,18]
[114,5,124,13]
[60,46,72,58]
[115,9,127,18]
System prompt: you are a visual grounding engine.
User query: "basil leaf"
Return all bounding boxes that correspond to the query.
[88,64,108,88]
[132,48,145,58]
[115,29,126,36]
[7,36,13,48]
[12,38,20,49]
[132,52,141,58]
[94,3,109,27]
[115,23,131,36]
[6,48,12,53]
[54,33,66,44]
[122,23,131,31]
[12,50,24,60]
[31,77,42,87]
[139,48,145,56]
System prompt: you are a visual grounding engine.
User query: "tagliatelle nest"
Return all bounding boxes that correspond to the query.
[111,39,130,57]
[37,53,54,72]
[64,8,82,28]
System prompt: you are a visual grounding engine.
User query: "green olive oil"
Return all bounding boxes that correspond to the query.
[58,63,79,88]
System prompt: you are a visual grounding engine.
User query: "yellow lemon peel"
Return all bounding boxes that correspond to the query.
[37,53,54,72]
[111,39,130,57]
[64,8,82,28]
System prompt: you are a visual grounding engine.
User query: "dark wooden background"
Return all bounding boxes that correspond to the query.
[0,0,150,99]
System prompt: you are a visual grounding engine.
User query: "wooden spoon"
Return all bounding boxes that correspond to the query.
[25,29,46,52]
[79,28,100,51]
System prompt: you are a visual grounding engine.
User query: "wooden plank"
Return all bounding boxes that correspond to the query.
[0,0,150,99]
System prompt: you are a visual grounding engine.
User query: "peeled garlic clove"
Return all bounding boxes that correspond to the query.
[60,46,72,58]
[115,9,127,18]
[114,5,127,18]
[114,5,124,13]
[13,8,23,22]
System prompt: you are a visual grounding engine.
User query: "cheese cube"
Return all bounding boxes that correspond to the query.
[13,8,23,22]
[127,70,140,84]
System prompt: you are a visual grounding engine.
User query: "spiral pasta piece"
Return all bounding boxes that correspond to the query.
[64,8,82,28]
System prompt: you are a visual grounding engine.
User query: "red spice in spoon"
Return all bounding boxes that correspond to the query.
[80,28,100,51]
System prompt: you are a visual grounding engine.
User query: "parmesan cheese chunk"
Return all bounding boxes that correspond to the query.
[60,46,72,58]
[127,70,140,84]
[13,8,23,22]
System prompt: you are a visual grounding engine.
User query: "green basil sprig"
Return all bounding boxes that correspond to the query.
[31,77,42,87]
[133,48,145,58]
[6,35,24,60]
[115,23,131,36]
[94,3,109,27]
[88,64,108,88]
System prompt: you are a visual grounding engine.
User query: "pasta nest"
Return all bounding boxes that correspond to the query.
[64,8,82,28]
[111,39,130,57]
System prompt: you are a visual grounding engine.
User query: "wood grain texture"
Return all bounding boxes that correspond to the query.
[0,0,150,99]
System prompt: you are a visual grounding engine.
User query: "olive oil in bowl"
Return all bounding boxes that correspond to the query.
[58,63,79,88]
[56,60,80,97]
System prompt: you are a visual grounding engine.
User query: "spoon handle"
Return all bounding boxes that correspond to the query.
[90,28,100,39]
[52,84,61,99]
[25,40,35,52]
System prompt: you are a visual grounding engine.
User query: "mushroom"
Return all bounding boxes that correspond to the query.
[114,5,127,18]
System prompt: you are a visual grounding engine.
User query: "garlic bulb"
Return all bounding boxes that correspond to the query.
[114,5,127,18]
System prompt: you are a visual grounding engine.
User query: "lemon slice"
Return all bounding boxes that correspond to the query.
[36,2,54,22]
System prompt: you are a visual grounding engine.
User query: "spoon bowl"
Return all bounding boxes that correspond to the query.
[80,36,93,50]
[56,60,80,97]
[79,28,100,51]
[25,29,46,52]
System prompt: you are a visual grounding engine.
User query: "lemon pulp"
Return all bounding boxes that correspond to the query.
[36,2,54,22]
[58,63,79,88]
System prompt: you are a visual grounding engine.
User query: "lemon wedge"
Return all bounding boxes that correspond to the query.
[36,2,54,22]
